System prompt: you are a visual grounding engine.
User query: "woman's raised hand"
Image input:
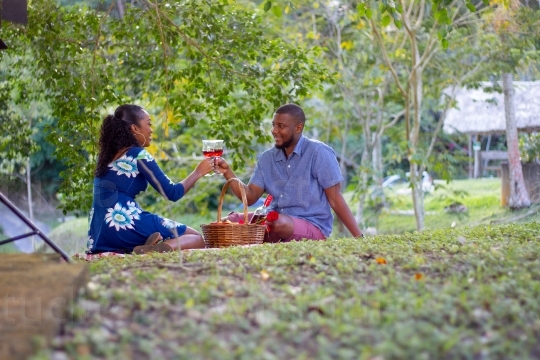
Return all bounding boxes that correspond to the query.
[196,158,214,177]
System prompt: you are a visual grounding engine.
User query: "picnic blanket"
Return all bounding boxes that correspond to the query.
[73,252,127,262]
[73,244,263,262]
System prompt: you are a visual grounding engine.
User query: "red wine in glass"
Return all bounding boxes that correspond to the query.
[203,149,223,158]
[202,140,224,176]
[213,149,224,157]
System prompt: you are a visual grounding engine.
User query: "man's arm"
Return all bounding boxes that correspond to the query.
[216,158,265,205]
[324,183,363,238]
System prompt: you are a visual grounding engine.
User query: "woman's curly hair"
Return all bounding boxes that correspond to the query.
[95,104,144,177]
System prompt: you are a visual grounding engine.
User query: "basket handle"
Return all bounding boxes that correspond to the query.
[217,178,249,224]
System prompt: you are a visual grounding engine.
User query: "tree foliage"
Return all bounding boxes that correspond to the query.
[0,0,329,213]
[265,0,489,47]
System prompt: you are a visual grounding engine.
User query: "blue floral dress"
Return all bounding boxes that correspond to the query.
[87,147,187,253]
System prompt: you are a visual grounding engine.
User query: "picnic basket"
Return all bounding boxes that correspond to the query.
[201,178,267,248]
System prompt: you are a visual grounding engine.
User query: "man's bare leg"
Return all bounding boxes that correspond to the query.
[265,214,295,243]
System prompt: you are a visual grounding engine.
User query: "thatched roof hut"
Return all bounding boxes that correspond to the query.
[443,81,540,135]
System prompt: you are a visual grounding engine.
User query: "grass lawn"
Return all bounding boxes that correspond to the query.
[374,178,540,234]
[32,221,540,359]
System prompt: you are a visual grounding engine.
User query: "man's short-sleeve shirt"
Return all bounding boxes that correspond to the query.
[249,135,344,237]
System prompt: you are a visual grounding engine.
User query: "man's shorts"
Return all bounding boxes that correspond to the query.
[225,212,326,242]
[284,216,326,242]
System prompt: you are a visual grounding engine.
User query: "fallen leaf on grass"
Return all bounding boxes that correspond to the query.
[376,257,387,265]
[76,344,90,356]
[288,285,302,295]
[87,281,99,291]
[414,273,424,280]
[307,305,325,315]
[185,298,195,309]
[260,269,270,281]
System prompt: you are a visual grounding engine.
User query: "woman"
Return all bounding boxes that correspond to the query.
[87,104,212,254]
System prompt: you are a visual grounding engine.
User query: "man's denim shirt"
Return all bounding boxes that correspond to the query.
[249,135,343,237]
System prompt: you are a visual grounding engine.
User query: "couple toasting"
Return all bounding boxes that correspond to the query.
[87,103,363,255]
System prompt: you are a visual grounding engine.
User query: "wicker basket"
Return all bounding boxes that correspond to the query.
[201,178,267,248]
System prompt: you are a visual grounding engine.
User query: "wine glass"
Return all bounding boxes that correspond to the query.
[202,140,224,176]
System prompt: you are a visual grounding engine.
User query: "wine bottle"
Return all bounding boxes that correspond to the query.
[249,194,274,225]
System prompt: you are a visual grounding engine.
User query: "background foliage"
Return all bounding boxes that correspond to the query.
[1,0,539,232]
[1,0,329,214]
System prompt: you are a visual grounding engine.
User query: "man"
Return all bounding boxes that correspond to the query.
[215,103,363,242]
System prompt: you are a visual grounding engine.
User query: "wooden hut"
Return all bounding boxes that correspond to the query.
[443,81,540,178]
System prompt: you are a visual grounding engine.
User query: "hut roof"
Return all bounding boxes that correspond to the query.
[443,81,540,135]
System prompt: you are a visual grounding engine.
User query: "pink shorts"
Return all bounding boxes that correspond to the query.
[225,212,326,242]
[284,216,326,242]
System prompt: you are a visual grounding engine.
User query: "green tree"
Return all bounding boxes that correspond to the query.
[483,4,540,209]
[252,1,400,228]
[252,0,488,231]
[362,0,486,230]
[1,0,329,214]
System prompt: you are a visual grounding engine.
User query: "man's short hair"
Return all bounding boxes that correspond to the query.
[275,103,306,124]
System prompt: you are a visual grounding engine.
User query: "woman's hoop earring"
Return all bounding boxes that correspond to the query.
[133,131,147,146]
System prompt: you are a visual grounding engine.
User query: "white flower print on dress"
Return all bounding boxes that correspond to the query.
[88,207,94,225]
[162,218,182,229]
[127,201,142,220]
[105,203,135,231]
[86,236,94,252]
[109,155,139,178]
[136,149,155,162]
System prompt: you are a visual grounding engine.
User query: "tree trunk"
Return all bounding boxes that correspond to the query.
[410,56,425,230]
[410,162,425,230]
[502,73,531,209]
[336,119,350,235]
[355,138,371,228]
[372,133,384,190]
[339,118,349,192]
[116,0,125,18]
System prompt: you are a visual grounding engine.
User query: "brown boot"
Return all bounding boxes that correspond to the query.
[133,242,173,255]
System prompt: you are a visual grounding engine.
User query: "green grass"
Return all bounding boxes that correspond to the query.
[0,241,20,253]
[0,225,32,253]
[30,221,540,359]
[374,178,540,235]
[46,218,89,255]
[28,178,540,359]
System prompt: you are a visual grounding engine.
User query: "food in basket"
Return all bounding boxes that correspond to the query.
[211,219,246,224]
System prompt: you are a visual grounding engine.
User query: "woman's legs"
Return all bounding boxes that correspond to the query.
[163,226,205,250]
[133,227,205,254]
